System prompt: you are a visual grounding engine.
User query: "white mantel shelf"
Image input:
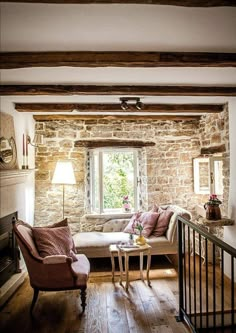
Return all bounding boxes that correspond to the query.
[0,169,34,187]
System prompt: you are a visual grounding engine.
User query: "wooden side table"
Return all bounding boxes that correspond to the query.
[109,243,152,291]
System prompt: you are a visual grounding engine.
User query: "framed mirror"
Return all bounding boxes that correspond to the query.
[0,137,17,169]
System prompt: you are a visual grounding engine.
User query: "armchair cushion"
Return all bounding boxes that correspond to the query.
[32,226,78,262]
[48,218,68,228]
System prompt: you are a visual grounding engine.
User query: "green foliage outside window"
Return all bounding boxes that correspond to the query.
[103,152,134,209]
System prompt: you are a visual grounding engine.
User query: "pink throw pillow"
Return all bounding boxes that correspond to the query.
[124,211,160,237]
[32,226,77,261]
[123,212,142,234]
[139,211,160,237]
[152,208,174,237]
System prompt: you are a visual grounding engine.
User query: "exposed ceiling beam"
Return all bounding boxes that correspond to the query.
[1,51,236,69]
[33,114,201,121]
[1,1,235,6]
[15,103,224,113]
[2,85,236,96]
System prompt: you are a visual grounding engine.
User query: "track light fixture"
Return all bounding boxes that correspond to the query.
[120,99,129,111]
[120,97,144,111]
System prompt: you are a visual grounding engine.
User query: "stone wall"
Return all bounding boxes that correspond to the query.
[34,113,229,232]
[199,105,229,215]
[34,118,202,232]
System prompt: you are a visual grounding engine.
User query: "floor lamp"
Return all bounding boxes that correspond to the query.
[52,161,76,219]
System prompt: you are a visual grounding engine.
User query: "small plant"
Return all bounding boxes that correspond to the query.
[205,194,222,206]
[132,213,143,236]
[122,195,131,212]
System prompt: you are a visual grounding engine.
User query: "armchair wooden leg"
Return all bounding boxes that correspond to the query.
[80,287,87,313]
[30,288,39,315]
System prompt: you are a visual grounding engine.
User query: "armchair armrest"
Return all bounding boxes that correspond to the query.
[43,255,72,264]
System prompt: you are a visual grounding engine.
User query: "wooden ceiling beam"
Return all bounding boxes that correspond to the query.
[15,103,224,113]
[1,51,236,69]
[1,1,235,7]
[33,114,201,121]
[2,85,236,96]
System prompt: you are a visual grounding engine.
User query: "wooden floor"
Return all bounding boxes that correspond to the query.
[0,256,190,333]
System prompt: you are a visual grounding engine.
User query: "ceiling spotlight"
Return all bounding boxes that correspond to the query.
[120,98,129,111]
[136,98,144,110]
[120,97,144,111]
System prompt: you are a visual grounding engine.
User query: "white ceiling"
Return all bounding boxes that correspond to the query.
[0,3,236,109]
[1,3,236,52]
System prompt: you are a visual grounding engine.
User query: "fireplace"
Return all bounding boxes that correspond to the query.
[0,212,20,287]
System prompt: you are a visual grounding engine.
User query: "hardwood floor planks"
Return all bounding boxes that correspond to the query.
[86,282,108,333]
[106,282,130,333]
[123,282,153,333]
[0,260,191,333]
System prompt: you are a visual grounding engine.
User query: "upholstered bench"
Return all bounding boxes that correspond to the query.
[73,205,191,258]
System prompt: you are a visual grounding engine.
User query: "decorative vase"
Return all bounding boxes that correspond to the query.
[204,204,221,220]
[135,234,146,246]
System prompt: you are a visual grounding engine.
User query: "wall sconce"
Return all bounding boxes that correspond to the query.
[120,97,144,111]
[27,134,44,147]
[22,133,44,169]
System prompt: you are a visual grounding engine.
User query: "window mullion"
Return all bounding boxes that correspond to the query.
[90,152,94,212]
[133,150,138,211]
[99,151,104,214]
[209,157,214,194]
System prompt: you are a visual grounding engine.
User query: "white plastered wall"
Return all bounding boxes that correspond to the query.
[225,100,236,281]
[0,98,35,225]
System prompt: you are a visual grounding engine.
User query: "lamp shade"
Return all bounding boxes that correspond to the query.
[52,161,76,185]
[33,134,44,145]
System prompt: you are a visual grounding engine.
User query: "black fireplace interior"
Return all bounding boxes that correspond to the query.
[0,212,19,287]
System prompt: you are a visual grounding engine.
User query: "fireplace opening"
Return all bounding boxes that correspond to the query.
[0,212,20,287]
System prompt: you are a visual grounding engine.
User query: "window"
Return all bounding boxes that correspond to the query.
[193,156,223,195]
[89,148,139,214]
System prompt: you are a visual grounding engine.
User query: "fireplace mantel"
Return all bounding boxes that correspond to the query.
[0,169,34,187]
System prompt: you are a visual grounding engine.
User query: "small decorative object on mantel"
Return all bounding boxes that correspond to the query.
[204,194,222,220]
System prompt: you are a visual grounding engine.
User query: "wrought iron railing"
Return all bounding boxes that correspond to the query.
[177,216,236,333]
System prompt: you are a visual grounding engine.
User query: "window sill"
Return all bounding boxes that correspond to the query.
[85,213,133,219]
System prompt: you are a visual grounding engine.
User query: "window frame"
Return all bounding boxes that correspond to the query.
[193,156,224,195]
[89,147,139,214]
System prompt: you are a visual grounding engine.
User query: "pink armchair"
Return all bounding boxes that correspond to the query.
[12,218,90,314]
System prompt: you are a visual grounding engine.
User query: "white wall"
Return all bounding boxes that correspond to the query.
[224,100,236,280]
[0,99,35,224]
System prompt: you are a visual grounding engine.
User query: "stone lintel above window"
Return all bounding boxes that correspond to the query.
[74,139,155,148]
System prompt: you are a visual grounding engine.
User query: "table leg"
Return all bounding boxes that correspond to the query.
[118,249,123,285]
[140,251,144,281]
[110,251,115,283]
[147,249,151,287]
[125,252,129,291]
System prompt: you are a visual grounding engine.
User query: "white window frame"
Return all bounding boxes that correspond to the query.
[90,148,139,214]
[193,156,223,195]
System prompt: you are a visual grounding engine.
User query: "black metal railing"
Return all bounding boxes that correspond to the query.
[177,216,236,333]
